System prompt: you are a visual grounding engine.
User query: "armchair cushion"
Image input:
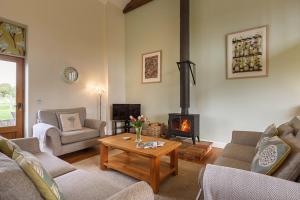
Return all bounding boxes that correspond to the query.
[61,128,99,145]
[58,113,82,132]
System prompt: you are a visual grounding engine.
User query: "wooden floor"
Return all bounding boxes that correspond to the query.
[60,145,223,165]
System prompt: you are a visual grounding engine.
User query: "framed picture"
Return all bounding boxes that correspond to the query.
[226,25,268,79]
[142,50,161,83]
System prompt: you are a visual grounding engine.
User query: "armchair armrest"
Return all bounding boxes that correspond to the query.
[106,181,154,200]
[33,123,63,156]
[231,130,262,147]
[202,164,300,200]
[84,119,106,137]
[11,138,41,154]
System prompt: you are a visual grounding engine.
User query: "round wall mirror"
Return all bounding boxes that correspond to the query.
[62,67,79,83]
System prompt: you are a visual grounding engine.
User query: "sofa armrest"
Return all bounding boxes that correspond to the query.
[11,137,41,154]
[202,164,300,200]
[106,181,154,200]
[33,123,63,156]
[231,130,262,147]
[84,119,106,137]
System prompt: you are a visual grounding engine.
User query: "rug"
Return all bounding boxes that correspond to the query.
[73,150,203,200]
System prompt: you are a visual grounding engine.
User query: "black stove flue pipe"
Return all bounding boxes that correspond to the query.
[180,0,190,115]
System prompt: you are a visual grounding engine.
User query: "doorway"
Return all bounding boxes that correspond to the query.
[0,54,24,138]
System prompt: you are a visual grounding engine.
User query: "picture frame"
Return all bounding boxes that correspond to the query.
[142,50,162,83]
[226,25,268,79]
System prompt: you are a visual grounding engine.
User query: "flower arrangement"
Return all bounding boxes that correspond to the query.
[130,115,146,143]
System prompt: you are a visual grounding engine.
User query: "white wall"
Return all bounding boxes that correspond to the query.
[106,2,126,134]
[125,0,300,144]
[191,0,300,143]
[0,0,126,136]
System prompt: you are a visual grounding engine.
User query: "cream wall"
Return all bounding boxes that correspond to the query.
[106,2,126,133]
[125,0,300,144]
[0,0,125,136]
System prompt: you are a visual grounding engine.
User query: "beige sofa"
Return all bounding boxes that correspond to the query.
[199,120,300,200]
[33,107,106,156]
[0,137,154,200]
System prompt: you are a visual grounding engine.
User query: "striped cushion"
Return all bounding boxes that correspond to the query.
[12,150,64,200]
[0,136,20,158]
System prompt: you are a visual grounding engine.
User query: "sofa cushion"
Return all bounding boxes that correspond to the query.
[0,152,43,200]
[214,156,251,171]
[61,128,99,144]
[222,143,256,163]
[273,133,300,181]
[256,124,278,151]
[38,107,86,128]
[55,170,122,200]
[289,116,300,132]
[0,136,21,158]
[13,150,64,200]
[277,123,294,138]
[251,136,291,175]
[58,113,82,132]
[34,152,76,178]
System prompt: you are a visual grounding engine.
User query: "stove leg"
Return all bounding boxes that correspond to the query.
[192,136,196,145]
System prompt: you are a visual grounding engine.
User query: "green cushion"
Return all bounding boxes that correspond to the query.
[0,136,20,158]
[12,150,64,200]
[251,136,291,175]
[256,124,278,151]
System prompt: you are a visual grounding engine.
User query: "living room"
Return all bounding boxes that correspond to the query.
[0,0,300,199]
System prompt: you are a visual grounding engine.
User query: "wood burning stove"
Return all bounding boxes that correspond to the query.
[167,0,200,144]
[168,113,200,144]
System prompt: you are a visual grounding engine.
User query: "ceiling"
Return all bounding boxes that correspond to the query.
[98,0,131,9]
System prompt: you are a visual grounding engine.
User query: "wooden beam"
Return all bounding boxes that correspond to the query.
[123,0,154,14]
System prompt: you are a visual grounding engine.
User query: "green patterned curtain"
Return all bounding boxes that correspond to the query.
[0,21,26,57]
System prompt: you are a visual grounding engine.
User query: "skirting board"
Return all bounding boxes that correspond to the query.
[200,138,227,149]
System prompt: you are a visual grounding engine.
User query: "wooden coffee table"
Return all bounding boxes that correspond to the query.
[99,133,181,193]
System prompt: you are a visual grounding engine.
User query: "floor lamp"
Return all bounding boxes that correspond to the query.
[96,88,105,120]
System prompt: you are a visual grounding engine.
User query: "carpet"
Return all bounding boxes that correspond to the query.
[73,150,203,200]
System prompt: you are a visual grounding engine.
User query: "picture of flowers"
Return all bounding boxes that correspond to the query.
[142,51,161,83]
[226,26,268,79]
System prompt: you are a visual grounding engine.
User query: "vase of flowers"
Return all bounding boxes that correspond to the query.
[130,115,145,143]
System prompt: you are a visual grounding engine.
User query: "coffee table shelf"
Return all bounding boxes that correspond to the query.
[104,152,176,183]
[99,133,181,193]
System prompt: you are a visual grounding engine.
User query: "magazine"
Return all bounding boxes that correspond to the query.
[136,141,165,149]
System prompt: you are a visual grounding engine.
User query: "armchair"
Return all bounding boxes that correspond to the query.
[33,107,106,156]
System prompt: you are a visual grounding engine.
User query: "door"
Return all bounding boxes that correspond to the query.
[0,54,24,139]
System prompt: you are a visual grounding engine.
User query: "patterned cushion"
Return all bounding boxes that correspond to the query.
[0,136,21,158]
[256,124,278,151]
[12,150,64,200]
[251,136,291,175]
[57,113,82,132]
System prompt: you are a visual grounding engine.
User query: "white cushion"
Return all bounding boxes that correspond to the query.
[59,113,82,132]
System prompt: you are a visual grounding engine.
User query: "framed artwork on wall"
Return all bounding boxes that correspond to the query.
[142,50,161,83]
[226,25,268,79]
[0,20,26,58]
